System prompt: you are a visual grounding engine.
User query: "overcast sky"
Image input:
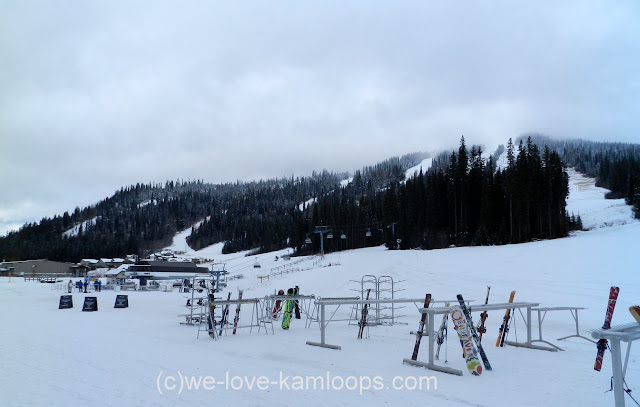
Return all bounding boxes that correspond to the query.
[1,1,639,236]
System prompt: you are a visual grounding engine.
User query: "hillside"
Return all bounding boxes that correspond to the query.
[1,166,638,407]
[2,136,638,263]
[0,152,426,261]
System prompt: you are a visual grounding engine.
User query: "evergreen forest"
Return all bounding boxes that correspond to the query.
[1,136,636,263]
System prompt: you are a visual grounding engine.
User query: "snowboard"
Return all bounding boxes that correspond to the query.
[281,288,294,329]
[457,294,491,370]
[272,289,285,319]
[594,286,620,371]
[411,293,431,359]
[630,305,640,325]
[451,305,482,376]
[496,291,516,347]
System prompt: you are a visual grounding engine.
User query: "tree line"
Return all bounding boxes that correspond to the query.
[6,134,631,262]
[302,136,576,254]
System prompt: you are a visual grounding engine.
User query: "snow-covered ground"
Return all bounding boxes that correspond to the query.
[1,171,639,407]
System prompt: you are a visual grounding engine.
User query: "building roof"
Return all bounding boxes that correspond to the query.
[129,261,208,274]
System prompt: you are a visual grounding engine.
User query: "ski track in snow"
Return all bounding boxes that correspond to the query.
[1,170,639,407]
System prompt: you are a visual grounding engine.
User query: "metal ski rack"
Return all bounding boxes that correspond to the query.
[306,296,360,328]
[349,274,406,326]
[214,297,274,336]
[196,264,230,338]
[306,298,428,350]
[180,276,211,325]
[377,275,406,325]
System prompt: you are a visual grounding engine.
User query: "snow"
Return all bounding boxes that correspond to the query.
[404,158,433,180]
[298,197,317,212]
[565,168,634,230]
[340,177,354,188]
[2,171,639,407]
[62,217,99,237]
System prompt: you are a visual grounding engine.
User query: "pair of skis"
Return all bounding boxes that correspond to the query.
[209,291,236,337]
[435,302,450,361]
[411,294,432,360]
[272,289,285,319]
[357,289,372,339]
[594,286,620,371]
[455,294,492,374]
[496,290,516,347]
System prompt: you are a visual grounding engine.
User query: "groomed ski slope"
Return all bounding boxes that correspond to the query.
[1,169,638,407]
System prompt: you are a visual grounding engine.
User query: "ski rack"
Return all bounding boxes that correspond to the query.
[211,297,274,337]
[531,306,595,351]
[264,294,315,323]
[349,275,407,326]
[403,301,553,376]
[591,322,640,407]
[306,298,429,350]
[180,276,213,325]
[306,296,360,328]
[377,275,406,325]
[183,266,229,329]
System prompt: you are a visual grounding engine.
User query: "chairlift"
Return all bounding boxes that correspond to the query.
[340,233,347,240]
[253,260,261,268]
[305,236,312,244]
[366,228,372,237]
[327,233,334,239]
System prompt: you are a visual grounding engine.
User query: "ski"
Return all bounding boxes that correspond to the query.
[476,286,491,342]
[630,305,640,325]
[358,289,373,339]
[281,288,294,329]
[457,294,492,370]
[207,291,217,338]
[272,289,285,319]
[496,291,516,347]
[219,292,232,336]
[232,290,243,335]
[451,305,483,375]
[435,301,450,361]
[294,285,301,319]
[410,293,432,360]
[594,286,620,371]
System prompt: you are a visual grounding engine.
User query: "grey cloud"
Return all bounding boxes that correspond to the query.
[1,0,639,235]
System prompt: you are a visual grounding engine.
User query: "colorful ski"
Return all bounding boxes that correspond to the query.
[630,305,640,325]
[358,289,373,339]
[281,288,294,329]
[594,286,620,371]
[294,286,301,319]
[219,292,232,336]
[476,286,490,342]
[457,294,492,370]
[411,294,432,360]
[451,305,482,376]
[272,289,285,319]
[496,291,516,347]
[435,302,449,361]
[232,290,243,335]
